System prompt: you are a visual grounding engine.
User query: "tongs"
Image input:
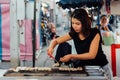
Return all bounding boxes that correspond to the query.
[49,54,59,63]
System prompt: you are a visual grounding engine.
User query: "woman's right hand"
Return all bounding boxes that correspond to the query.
[47,47,54,57]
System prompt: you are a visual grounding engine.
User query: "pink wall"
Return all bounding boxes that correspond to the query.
[1,3,40,61]
[1,4,10,60]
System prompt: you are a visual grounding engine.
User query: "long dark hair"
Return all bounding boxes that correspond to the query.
[70,8,91,38]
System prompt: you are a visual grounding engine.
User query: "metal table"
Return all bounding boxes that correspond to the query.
[0,76,107,80]
[0,69,107,80]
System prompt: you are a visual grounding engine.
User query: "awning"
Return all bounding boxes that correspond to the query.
[56,0,104,9]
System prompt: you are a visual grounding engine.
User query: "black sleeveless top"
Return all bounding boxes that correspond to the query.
[69,28,108,67]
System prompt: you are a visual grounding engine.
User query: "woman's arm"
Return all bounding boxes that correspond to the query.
[47,33,72,56]
[60,33,100,62]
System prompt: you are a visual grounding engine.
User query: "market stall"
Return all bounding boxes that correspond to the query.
[0,0,120,79]
[57,0,120,77]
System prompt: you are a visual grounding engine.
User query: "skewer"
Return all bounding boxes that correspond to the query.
[50,55,59,63]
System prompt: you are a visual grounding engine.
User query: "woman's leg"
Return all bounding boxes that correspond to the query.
[102,64,113,80]
[55,42,71,65]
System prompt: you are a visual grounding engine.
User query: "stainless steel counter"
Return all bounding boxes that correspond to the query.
[0,69,107,80]
[0,76,107,80]
[0,66,108,80]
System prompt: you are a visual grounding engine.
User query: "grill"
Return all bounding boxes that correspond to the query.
[4,66,104,77]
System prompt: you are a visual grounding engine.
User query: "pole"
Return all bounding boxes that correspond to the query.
[32,0,36,67]
[97,6,101,30]
[10,0,20,67]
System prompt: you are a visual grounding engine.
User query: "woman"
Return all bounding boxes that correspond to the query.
[47,9,113,80]
[96,15,113,32]
[96,15,114,45]
[49,23,57,39]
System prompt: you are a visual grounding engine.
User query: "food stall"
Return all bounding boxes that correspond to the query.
[0,0,120,80]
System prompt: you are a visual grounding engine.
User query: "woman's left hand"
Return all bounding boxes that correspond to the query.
[60,54,72,62]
